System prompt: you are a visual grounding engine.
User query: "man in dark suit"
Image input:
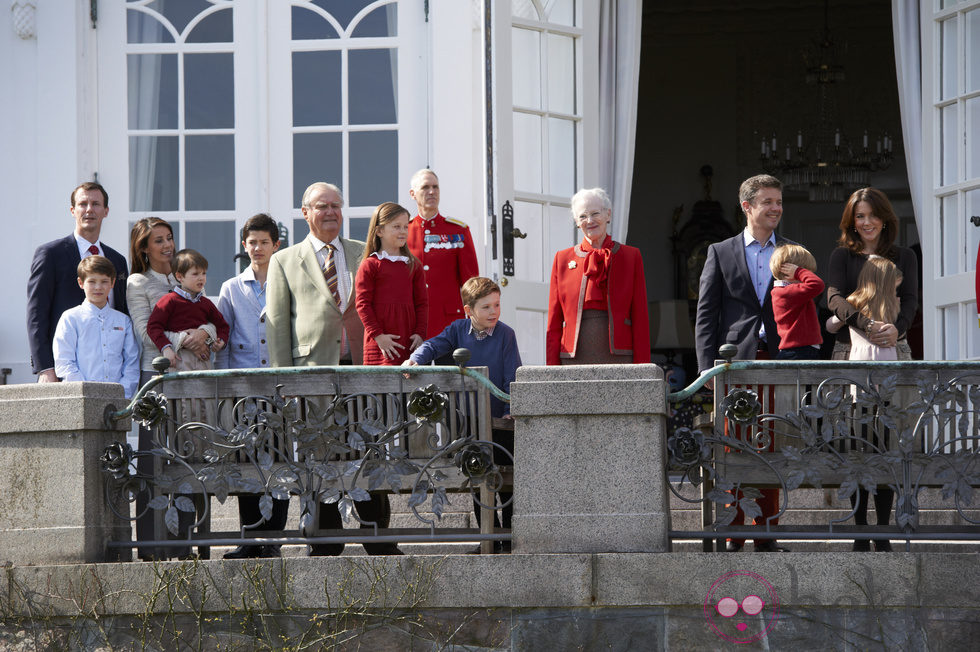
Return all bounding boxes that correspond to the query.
[266,181,399,556]
[27,182,128,382]
[695,173,791,553]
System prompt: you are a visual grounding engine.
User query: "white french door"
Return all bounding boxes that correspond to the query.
[488,0,599,365]
[921,0,980,359]
[97,0,425,292]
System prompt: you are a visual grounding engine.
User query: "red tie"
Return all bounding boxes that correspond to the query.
[87,245,99,256]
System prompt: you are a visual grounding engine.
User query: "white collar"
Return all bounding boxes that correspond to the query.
[74,232,101,256]
[370,250,410,263]
[307,233,343,252]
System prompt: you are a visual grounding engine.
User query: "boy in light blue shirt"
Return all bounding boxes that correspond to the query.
[53,255,141,397]
[215,213,286,559]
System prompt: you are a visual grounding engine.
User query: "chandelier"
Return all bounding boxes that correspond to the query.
[759,0,893,202]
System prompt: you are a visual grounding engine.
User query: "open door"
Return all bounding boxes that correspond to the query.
[920,0,980,359]
[485,0,599,365]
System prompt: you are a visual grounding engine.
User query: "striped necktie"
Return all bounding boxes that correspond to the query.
[323,244,341,305]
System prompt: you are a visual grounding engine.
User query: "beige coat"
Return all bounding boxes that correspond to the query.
[266,237,365,367]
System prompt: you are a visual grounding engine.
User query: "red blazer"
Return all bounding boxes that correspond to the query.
[407,213,480,338]
[546,238,650,365]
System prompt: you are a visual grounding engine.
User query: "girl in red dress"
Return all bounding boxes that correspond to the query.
[355,202,429,365]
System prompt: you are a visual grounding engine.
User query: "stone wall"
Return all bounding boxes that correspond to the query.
[0,553,977,650]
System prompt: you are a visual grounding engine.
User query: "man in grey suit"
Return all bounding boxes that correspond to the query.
[695,173,792,553]
[266,181,399,555]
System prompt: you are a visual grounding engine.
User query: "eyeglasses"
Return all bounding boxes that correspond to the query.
[308,202,342,212]
[715,595,765,617]
[575,210,605,223]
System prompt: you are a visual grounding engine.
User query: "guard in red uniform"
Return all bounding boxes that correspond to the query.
[407,169,480,338]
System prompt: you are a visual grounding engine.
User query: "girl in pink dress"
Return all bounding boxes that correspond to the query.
[355,202,429,366]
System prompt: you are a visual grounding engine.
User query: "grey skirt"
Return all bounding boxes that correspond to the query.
[561,309,632,365]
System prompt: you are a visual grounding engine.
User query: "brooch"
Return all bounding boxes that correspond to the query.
[568,261,577,269]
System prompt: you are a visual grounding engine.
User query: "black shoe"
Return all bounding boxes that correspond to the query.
[309,545,344,557]
[223,546,261,560]
[468,541,510,554]
[725,541,743,552]
[874,540,893,552]
[852,540,871,552]
[365,544,404,556]
[754,541,789,552]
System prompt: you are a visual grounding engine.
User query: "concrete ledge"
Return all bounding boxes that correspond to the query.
[0,382,130,433]
[510,364,666,416]
[3,553,978,616]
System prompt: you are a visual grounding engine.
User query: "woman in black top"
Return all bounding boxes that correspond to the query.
[825,187,919,552]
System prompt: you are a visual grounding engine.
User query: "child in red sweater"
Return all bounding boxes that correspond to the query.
[355,202,428,365]
[769,244,824,360]
[147,249,229,371]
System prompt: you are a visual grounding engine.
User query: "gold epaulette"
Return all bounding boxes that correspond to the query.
[444,217,470,228]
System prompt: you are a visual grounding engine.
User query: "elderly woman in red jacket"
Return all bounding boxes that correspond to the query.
[546,188,650,365]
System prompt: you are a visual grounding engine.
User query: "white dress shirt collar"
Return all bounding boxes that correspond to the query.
[74,232,102,258]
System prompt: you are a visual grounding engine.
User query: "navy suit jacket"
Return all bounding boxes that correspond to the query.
[27,234,129,374]
[694,232,793,372]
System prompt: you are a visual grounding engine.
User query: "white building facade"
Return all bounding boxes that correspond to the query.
[0,0,976,384]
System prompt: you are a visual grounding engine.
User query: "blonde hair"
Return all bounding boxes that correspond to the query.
[362,202,417,268]
[769,244,817,280]
[847,256,903,322]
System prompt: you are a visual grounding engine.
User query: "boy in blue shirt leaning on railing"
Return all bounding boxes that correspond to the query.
[404,276,521,552]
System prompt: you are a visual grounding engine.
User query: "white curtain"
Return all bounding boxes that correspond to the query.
[892,0,923,240]
[598,0,642,243]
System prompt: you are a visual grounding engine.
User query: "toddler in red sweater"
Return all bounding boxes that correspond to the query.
[147,249,229,371]
[769,244,824,360]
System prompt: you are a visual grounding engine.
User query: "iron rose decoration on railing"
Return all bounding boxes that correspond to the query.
[667,427,710,467]
[100,441,134,480]
[455,442,494,481]
[720,388,761,424]
[407,384,449,423]
[132,391,169,427]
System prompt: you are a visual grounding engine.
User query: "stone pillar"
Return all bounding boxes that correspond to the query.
[0,382,131,564]
[509,364,670,553]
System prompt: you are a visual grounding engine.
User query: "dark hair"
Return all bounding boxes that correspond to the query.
[129,217,174,275]
[71,182,109,208]
[738,174,783,209]
[460,276,500,308]
[172,249,208,277]
[242,213,280,243]
[837,187,899,255]
[77,255,116,282]
[362,202,416,267]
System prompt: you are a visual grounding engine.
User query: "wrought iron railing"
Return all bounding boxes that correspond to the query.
[666,352,980,550]
[101,356,513,555]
